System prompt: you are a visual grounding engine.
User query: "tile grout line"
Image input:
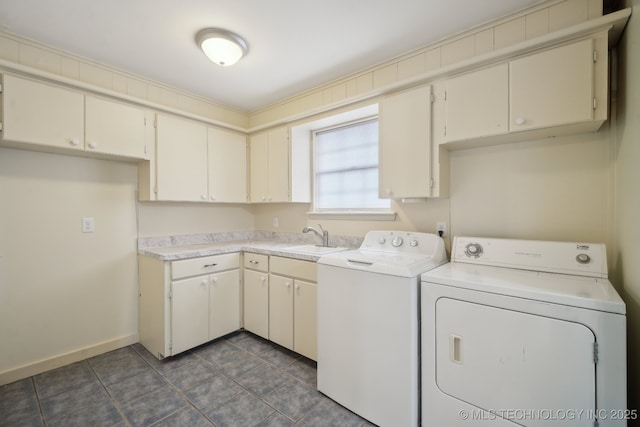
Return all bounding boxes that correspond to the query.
[86,353,135,427]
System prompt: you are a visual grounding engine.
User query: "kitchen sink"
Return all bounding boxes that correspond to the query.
[286,245,348,255]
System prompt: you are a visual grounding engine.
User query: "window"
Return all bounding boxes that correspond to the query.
[314,119,390,211]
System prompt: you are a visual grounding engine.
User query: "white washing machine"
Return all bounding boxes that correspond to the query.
[421,236,626,427]
[317,230,448,427]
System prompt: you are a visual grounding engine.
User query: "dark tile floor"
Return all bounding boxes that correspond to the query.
[0,331,376,427]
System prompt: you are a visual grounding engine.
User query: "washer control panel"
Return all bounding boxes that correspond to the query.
[452,236,608,278]
[359,230,445,255]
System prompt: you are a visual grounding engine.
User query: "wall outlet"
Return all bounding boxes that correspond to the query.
[272,217,279,228]
[82,217,95,233]
[436,221,447,237]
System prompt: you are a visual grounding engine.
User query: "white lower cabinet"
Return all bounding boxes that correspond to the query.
[209,269,241,339]
[269,256,318,361]
[139,253,240,359]
[171,275,210,355]
[140,250,317,361]
[243,253,270,339]
[293,279,317,360]
[269,274,294,349]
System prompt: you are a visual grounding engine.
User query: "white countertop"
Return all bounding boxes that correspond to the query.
[137,231,362,262]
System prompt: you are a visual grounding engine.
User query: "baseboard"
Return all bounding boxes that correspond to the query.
[0,333,139,387]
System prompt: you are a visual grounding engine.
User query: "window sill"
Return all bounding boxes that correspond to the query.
[306,211,397,221]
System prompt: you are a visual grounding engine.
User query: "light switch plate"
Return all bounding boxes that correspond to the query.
[82,217,95,233]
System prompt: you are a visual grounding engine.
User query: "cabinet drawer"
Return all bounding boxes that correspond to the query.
[171,253,239,280]
[244,253,269,272]
[270,256,317,282]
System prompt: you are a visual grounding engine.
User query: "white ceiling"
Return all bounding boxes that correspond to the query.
[0,0,542,112]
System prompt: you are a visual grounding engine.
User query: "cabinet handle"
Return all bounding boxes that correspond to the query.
[212,277,218,284]
[200,195,207,200]
[249,260,260,264]
[261,277,266,284]
[286,282,291,289]
[514,117,526,126]
[210,195,216,201]
[69,138,81,147]
[295,284,300,290]
[87,141,98,149]
[203,263,217,268]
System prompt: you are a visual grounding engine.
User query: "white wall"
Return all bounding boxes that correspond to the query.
[252,199,450,239]
[137,202,254,238]
[0,147,139,383]
[615,0,640,411]
[449,130,613,250]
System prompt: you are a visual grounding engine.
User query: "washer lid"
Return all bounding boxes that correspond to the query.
[319,249,446,277]
[422,262,625,314]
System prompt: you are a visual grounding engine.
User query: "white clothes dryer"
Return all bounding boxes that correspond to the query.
[421,236,626,427]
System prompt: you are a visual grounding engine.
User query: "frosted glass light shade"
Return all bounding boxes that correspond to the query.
[196,28,248,67]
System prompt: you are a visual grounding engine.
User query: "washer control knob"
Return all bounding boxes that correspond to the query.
[391,236,404,247]
[576,253,591,264]
[465,243,483,258]
[410,239,418,247]
[378,237,386,244]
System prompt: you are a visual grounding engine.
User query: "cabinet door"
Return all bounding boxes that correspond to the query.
[269,274,294,350]
[208,127,247,202]
[445,64,508,142]
[2,74,84,150]
[156,114,208,201]
[209,269,240,340]
[379,85,433,198]
[243,269,269,339]
[267,126,290,202]
[510,39,594,132]
[171,276,209,355]
[294,280,317,361]
[249,132,269,202]
[85,96,147,159]
[249,127,289,203]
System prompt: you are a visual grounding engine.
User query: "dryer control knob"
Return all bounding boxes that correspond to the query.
[391,236,404,247]
[465,243,483,258]
[410,239,418,247]
[378,237,386,244]
[576,253,591,264]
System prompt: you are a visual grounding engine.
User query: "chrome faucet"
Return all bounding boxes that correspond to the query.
[303,224,330,247]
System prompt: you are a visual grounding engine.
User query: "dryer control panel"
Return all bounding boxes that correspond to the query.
[452,236,608,278]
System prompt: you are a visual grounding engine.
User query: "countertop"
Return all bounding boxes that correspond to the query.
[137,231,362,262]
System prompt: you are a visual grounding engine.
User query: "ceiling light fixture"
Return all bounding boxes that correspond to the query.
[196,28,248,67]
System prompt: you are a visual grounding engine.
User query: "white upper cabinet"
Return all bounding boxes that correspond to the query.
[444,64,509,142]
[2,74,84,150]
[154,115,248,203]
[249,126,289,203]
[156,114,209,202]
[207,127,247,203]
[509,38,594,132]
[1,74,148,159]
[440,35,607,149]
[380,84,448,198]
[85,96,146,159]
